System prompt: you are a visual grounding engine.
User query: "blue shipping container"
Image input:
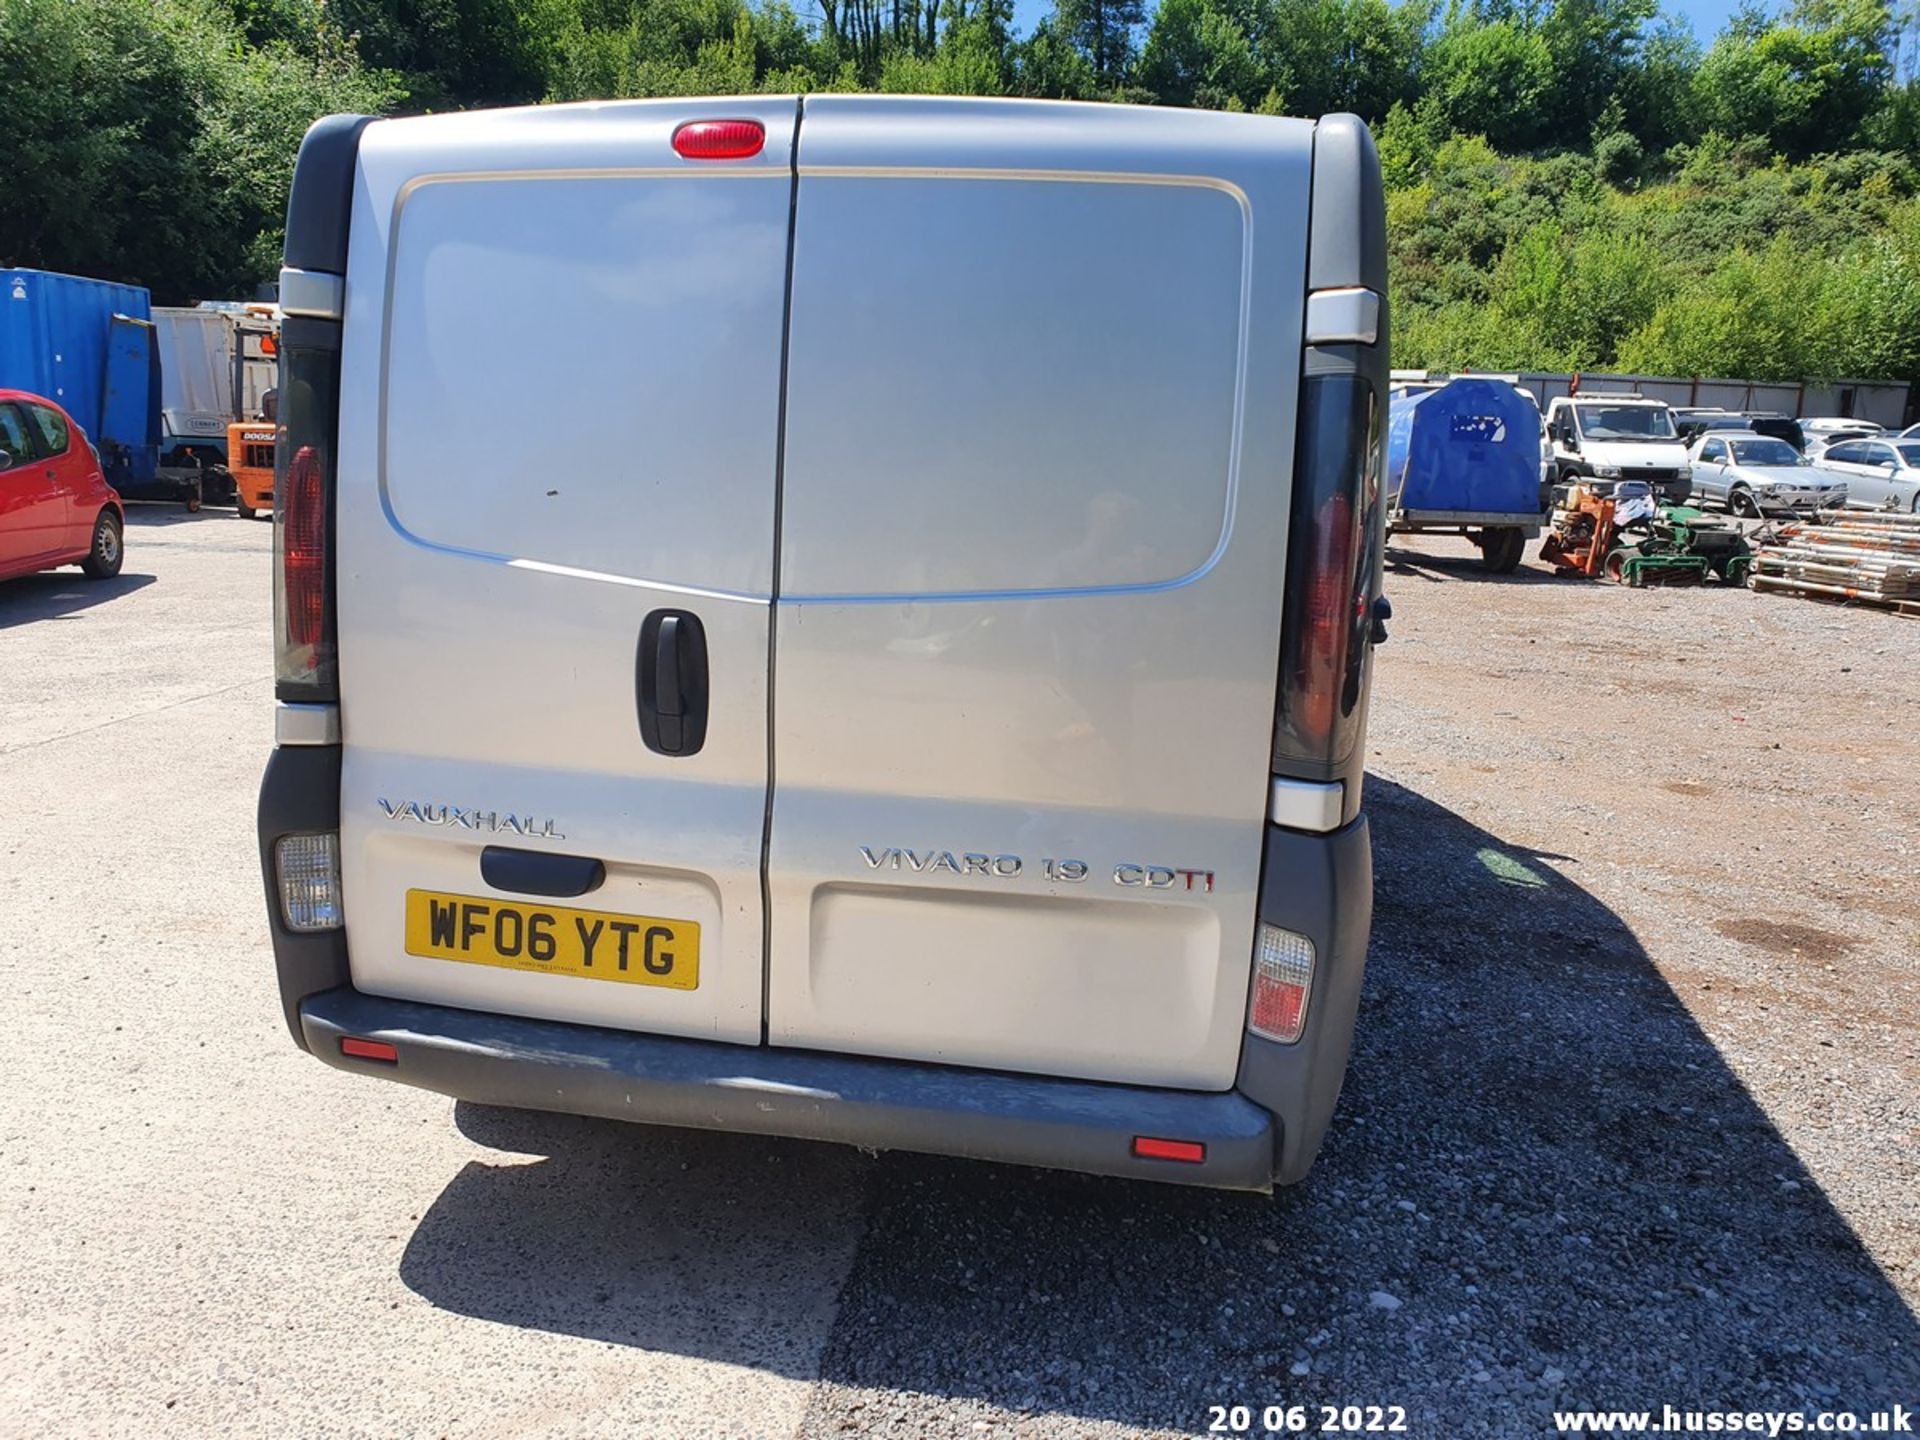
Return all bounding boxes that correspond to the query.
[1,267,160,490]
[1387,378,1543,521]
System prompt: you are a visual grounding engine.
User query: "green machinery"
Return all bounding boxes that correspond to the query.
[1606,502,1753,587]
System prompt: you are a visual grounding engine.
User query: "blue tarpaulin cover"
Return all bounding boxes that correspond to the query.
[1386,378,1541,516]
[1,268,158,484]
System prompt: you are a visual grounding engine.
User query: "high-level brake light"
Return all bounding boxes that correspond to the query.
[672,120,765,161]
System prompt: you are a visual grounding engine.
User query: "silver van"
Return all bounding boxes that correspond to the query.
[257,96,1387,1191]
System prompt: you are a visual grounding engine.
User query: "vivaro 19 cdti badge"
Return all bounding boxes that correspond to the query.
[258,96,1388,1190]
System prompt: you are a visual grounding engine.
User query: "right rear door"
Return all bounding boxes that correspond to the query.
[764,98,1315,1091]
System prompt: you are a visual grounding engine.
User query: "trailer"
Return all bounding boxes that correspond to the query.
[1386,377,1546,573]
[153,304,279,511]
[0,268,196,508]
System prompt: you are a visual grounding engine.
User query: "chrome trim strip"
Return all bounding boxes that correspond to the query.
[1305,287,1380,346]
[279,268,344,320]
[276,702,341,746]
[1269,776,1343,832]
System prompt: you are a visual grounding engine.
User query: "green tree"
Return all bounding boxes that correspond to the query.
[1422,10,1555,151]
[0,0,398,301]
[1010,14,1100,95]
[1254,0,1431,122]
[1137,0,1262,108]
[1693,0,1894,156]
[1051,0,1145,87]
[1537,0,1657,141]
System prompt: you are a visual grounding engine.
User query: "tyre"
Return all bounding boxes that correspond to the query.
[185,493,202,514]
[237,499,257,520]
[81,510,123,579]
[1729,487,1759,518]
[1603,548,1632,584]
[1478,526,1526,574]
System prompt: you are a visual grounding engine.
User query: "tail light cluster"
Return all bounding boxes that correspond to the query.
[272,326,341,699]
[1272,374,1382,771]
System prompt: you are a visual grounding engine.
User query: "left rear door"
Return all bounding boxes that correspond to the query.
[333,99,798,1045]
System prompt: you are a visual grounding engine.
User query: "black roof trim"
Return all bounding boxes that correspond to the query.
[284,115,375,277]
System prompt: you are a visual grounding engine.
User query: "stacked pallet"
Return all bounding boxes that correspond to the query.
[1750,510,1920,615]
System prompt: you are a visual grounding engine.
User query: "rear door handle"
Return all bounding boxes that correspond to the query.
[637,608,708,757]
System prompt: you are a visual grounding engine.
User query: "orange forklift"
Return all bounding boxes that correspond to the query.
[227,405,275,519]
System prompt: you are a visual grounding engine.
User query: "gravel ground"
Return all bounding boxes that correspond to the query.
[3,515,1916,1438]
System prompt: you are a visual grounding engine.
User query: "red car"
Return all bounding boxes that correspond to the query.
[0,389,124,583]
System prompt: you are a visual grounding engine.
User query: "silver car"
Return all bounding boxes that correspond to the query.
[1816,436,1920,512]
[1687,432,1848,515]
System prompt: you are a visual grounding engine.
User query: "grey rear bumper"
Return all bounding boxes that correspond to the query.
[265,736,1372,1192]
[302,988,1280,1190]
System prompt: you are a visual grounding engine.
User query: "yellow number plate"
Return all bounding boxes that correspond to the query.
[404,889,699,990]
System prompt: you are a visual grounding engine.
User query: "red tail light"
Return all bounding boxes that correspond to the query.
[273,332,340,699]
[1296,491,1357,746]
[1273,376,1380,769]
[283,444,326,651]
[672,120,765,161]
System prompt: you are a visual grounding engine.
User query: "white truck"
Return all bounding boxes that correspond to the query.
[256,97,1389,1191]
[152,304,278,509]
[1545,392,1693,504]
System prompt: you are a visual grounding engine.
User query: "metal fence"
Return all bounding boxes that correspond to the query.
[1392,370,1912,428]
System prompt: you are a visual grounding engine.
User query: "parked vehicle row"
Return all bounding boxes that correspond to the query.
[1815,436,1920,511]
[3,269,279,521]
[1687,433,1849,515]
[1544,394,1914,516]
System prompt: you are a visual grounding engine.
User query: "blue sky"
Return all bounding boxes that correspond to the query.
[1006,0,1756,44]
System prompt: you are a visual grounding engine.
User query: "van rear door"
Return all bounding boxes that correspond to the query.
[765,98,1314,1090]
[333,100,798,1045]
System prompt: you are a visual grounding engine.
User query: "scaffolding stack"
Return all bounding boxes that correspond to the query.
[1750,510,1920,616]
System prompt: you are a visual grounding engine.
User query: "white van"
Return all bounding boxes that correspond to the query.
[257,96,1387,1191]
[1545,393,1693,503]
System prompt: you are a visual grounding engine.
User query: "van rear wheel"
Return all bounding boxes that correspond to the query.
[81,510,123,579]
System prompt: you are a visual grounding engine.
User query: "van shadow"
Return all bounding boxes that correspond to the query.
[0,570,154,626]
[398,777,1919,1431]
[399,1105,870,1374]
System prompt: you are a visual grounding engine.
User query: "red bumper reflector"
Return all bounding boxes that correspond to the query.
[340,1037,398,1062]
[672,119,766,161]
[1132,1135,1206,1163]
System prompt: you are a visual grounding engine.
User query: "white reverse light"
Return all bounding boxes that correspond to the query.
[275,832,343,931]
